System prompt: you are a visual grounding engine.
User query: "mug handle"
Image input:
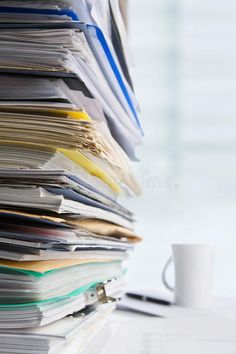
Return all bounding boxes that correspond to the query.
[161,257,175,291]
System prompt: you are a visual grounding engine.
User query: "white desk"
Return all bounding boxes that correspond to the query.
[84,297,236,354]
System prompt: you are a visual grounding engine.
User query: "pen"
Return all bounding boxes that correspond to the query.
[126,292,171,306]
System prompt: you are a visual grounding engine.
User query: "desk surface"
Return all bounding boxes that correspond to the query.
[84,296,236,354]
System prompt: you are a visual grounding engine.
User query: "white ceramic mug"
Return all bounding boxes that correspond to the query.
[162,244,214,308]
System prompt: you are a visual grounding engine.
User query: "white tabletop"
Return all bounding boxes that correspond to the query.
[83,296,236,354]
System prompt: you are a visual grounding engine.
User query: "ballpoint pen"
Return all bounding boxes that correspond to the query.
[126,292,171,306]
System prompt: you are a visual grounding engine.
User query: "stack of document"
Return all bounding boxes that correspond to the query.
[0,0,142,352]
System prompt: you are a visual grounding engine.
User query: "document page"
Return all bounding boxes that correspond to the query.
[98,316,236,354]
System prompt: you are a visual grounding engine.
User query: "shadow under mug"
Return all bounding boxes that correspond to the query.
[162,244,214,308]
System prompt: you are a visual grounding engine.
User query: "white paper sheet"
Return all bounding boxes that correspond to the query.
[98,316,236,354]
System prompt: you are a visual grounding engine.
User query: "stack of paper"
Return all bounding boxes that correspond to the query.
[0,0,142,352]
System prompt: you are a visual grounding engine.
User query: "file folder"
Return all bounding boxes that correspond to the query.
[0,1,143,352]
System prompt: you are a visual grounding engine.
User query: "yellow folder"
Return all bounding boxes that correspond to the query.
[0,258,110,274]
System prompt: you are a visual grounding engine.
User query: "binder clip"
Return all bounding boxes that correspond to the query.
[68,304,97,318]
[96,278,122,304]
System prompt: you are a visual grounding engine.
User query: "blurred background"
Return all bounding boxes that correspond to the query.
[123,0,236,296]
